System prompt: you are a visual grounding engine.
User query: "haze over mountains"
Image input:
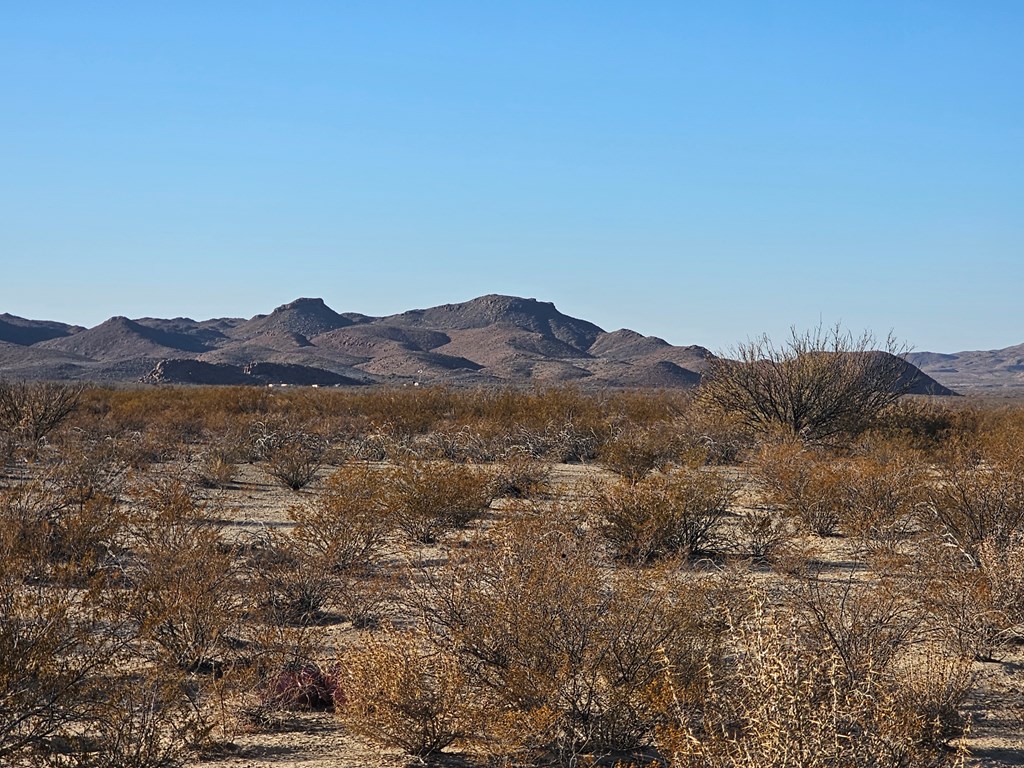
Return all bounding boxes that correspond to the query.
[0,295,965,393]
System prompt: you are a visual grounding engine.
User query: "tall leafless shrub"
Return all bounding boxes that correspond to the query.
[0,379,85,446]
[700,325,914,443]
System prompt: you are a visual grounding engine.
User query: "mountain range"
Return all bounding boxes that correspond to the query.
[0,295,964,393]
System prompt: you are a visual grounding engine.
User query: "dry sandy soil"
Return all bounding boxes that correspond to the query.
[175,462,1024,768]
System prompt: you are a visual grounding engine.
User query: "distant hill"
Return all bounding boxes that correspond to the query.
[906,344,1024,393]
[228,297,352,340]
[0,295,955,393]
[0,313,84,346]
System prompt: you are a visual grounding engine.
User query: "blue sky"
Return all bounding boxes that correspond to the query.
[2,2,1022,352]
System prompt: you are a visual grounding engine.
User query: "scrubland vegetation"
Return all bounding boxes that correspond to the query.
[1,374,1023,767]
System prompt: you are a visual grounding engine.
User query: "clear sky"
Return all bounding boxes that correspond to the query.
[2,2,1022,353]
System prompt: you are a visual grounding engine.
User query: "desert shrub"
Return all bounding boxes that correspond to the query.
[189,430,245,489]
[128,481,242,672]
[700,325,913,444]
[543,418,607,462]
[339,626,478,757]
[417,511,732,763]
[288,463,393,569]
[838,454,928,550]
[656,583,970,768]
[866,397,970,454]
[78,672,207,768]
[0,379,85,447]
[974,535,1024,647]
[754,442,848,536]
[783,565,931,682]
[674,401,753,465]
[247,463,398,625]
[245,530,344,626]
[489,450,552,499]
[598,421,703,482]
[413,424,501,463]
[246,536,393,629]
[732,506,797,561]
[250,422,326,490]
[0,556,124,764]
[587,470,734,562]
[0,480,118,580]
[933,533,1024,660]
[349,429,406,461]
[0,440,128,583]
[927,448,1024,564]
[382,458,494,543]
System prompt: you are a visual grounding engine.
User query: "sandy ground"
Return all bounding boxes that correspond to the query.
[183,462,1024,768]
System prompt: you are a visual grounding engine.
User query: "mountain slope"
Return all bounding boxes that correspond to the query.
[907,345,1024,393]
[0,295,955,392]
[231,297,352,340]
[384,294,603,352]
[0,313,84,346]
[38,316,209,361]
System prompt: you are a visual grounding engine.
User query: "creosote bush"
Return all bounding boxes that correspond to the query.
[128,479,242,672]
[0,551,203,768]
[0,436,129,583]
[410,510,735,763]
[382,458,494,543]
[289,463,393,570]
[928,445,1024,565]
[755,442,848,536]
[489,450,552,499]
[587,469,734,562]
[598,421,704,482]
[838,454,927,550]
[251,422,326,491]
[339,626,477,757]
